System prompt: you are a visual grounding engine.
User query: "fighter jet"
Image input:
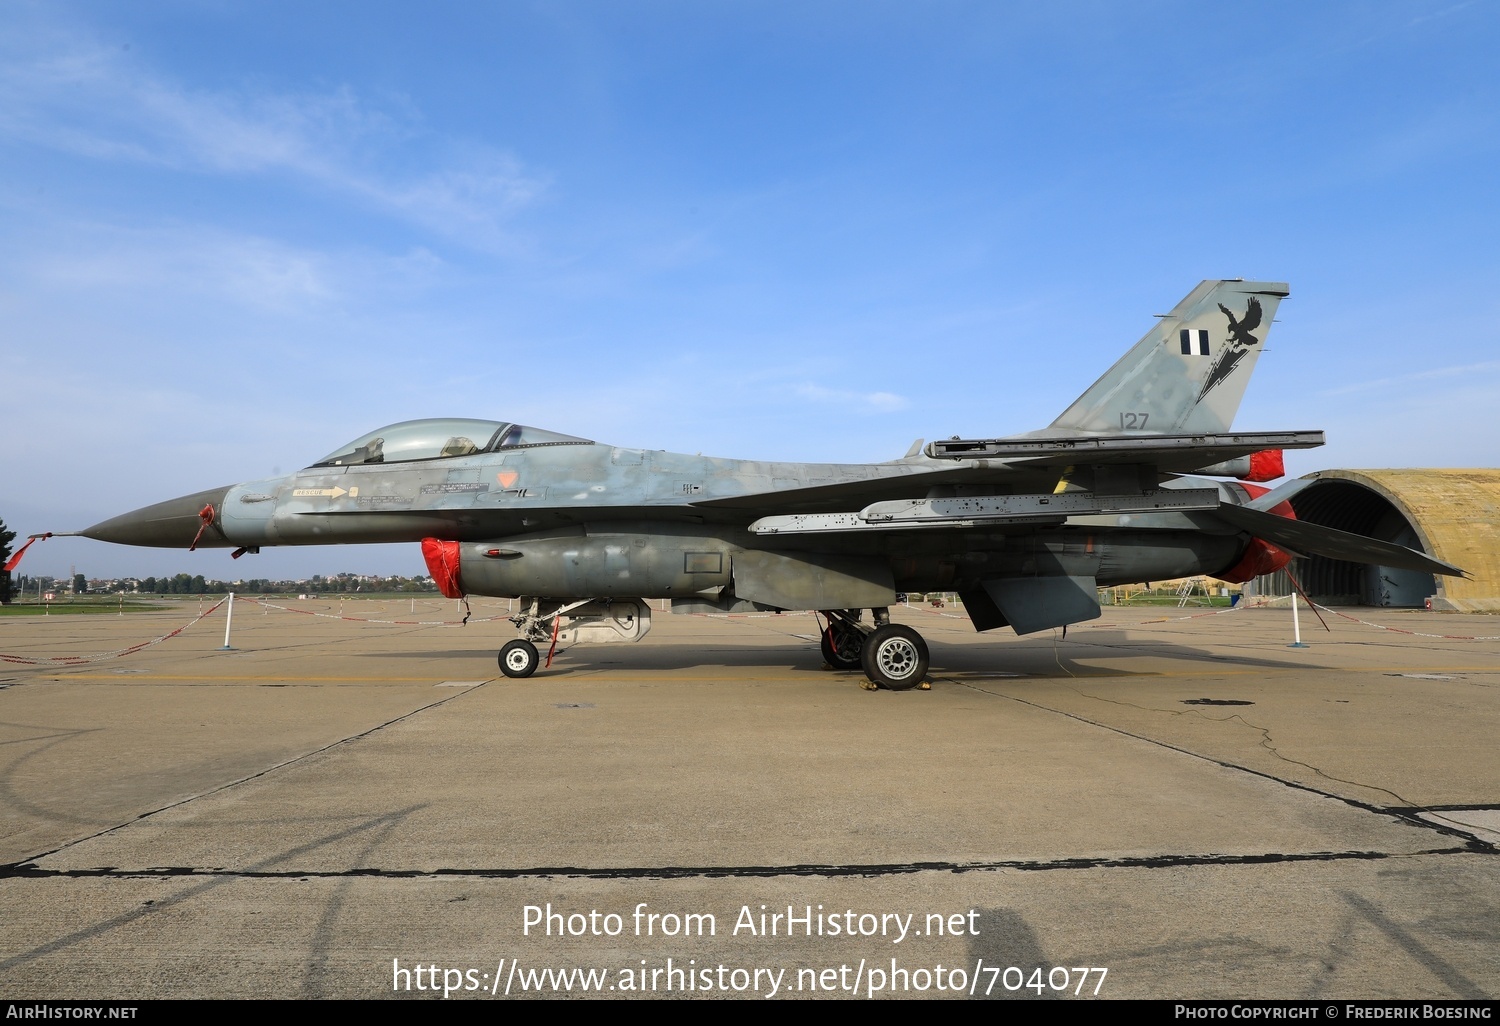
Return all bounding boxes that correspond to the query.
[73,281,1464,688]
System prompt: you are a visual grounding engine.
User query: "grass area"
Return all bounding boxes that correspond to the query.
[1108,595,1235,607]
[0,591,446,616]
[0,599,175,616]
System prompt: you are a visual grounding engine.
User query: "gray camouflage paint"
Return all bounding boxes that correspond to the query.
[80,280,1464,636]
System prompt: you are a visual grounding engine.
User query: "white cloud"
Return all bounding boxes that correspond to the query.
[0,29,547,250]
[0,216,459,319]
[1319,360,1500,397]
[794,383,910,413]
[33,231,334,310]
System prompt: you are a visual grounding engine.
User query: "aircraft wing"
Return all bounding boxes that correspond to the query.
[697,431,1327,516]
[748,486,1465,578]
[690,465,1041,513]
[697,432,1325,514]
[926,430,1326,472]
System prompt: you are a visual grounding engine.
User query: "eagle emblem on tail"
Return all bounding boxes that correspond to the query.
[1197,297,1265,401]
[1217,296,1263,348]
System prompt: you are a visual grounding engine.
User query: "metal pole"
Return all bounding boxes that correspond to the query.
[1288,589,1307,648]
[221,591,236,650]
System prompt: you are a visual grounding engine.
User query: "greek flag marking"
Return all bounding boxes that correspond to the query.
[1179,328,1210,356]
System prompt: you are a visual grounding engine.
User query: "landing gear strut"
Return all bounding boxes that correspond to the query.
[819,609,866,670]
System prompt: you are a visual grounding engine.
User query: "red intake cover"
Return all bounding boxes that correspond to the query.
[1243,449,1285,483]
[421,538,464,598]
[1215,482,1296,584]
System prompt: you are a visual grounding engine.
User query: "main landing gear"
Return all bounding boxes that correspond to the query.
[820,610,866,670]
[820,608,930,691]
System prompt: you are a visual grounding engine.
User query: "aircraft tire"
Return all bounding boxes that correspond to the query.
[820,623,864,670]
[499,639,540,678]
[860,624,929,691]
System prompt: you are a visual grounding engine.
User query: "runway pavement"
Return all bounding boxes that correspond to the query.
[1,596,1496,999]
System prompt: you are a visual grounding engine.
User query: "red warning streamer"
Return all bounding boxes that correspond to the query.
[188,504,216,552]
[0,598,226,666]
[4,533,52,573]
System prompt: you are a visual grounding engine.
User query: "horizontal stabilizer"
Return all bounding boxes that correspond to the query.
[1239,476,1318,512]
[1213,503,1467,578]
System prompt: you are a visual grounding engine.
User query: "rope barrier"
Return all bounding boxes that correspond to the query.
[238,596,511,626]
[0,598,227,666]
[900,598,1245,629]
[1312,604,1500,641]
[907,594,1499,640]
[1082,605,1247,628]
[3,592,1489,670]
[688,610,815,620]
[0,596,504,667]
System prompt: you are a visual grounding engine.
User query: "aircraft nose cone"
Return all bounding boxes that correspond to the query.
[81,485,236,548]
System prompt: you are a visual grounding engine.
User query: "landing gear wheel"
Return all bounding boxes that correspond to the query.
[860,624,929,691]
[499,639,540,678]
[820,623,864,670]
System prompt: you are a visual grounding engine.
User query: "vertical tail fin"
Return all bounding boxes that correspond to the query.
[1047,280,1287,435]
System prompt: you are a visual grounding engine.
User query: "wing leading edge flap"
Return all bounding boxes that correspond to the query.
[750,488,1220,535]
[980,576,1102,635]
[1213,503,1467,578]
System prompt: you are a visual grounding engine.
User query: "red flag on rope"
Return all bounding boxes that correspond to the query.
[4,533,52,572]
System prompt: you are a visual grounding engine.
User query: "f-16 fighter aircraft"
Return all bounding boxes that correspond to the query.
[71,281,1465,688]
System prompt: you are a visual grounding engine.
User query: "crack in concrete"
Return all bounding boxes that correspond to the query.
[2,680,493,868]
[1012,677,1482,823]
[0,845,1483,882]
[951,680,1498,854]
[0,805,425,972]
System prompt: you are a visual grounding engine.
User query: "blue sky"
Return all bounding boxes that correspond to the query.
[3,1,1497,581]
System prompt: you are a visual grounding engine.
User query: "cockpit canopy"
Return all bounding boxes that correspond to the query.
[309,419,593,468]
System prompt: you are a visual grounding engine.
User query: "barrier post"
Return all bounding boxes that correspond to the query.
[1288,590,1308,648]
[220,592,236,650]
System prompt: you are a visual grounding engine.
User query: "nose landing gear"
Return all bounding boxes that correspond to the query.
[495,597,654,678]
[499,639,541,678]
